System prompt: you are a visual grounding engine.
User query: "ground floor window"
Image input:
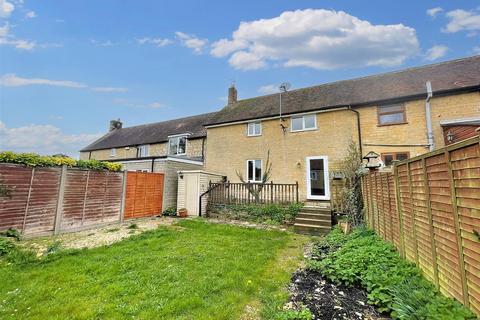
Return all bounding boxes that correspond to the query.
[247,159,262,182]
[381,152,409,166]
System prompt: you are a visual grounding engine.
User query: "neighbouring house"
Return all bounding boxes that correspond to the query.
[80,112,217,211]
[204,55,480,206]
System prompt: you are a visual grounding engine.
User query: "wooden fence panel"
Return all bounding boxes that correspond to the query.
[124,171,164,219]
[362,135,480,316]
[61,170,89,229]
[451,143,480,314]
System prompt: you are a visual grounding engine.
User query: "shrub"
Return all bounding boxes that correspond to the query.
[162,206,177,216]
[0,237,15,256]
[0,151,122,172]
[0,237,37,265]
[0,228,21,240]
[309,227,476,319]
[276,308,313,320]
[212,203,303,224]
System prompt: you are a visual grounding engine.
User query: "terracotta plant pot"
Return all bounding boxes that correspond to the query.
[178,208,188,218]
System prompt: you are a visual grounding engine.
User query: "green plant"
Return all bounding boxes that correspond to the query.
[0,228,21,240]
[336,140,366,226]
[127,223,138,229]
[276,308,313,320]
[0,237,15,256]
[162,206,177,216]
[309,228,476,319]
[0,237,36,265]
[105,227,120,233]
[45,241,63,254]
[0,151,122,171]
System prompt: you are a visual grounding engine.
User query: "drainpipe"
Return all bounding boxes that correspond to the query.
[348,106,363,158]
[425,81,435,152]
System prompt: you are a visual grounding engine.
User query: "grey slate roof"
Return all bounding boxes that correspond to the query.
[81,112,217,152]
[206,55,480,126]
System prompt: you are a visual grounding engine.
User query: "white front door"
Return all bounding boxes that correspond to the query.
[306,156,330,200]
[184,174,199,216]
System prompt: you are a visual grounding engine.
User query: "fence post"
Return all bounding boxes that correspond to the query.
[394,164,406,258]
[247,182,250,204]
[445,149,469,306]
[21,167,35,235]
[54,165,67,235]
[295,181,299,203]
[421,158,440,289]
[227,181,231,205]
[119,171,127,223]
[270,181,274,203]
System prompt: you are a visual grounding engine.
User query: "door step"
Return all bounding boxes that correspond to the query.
[294,224,331,236]
[294,206,332,236]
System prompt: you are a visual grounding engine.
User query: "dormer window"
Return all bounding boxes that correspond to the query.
[169,135,187,155]
[138,145,149,157]
[247,122,262,136]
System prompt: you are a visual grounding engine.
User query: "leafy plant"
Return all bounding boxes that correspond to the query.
[309,227,476,319]
[127,223,138,229]
[336,140,366,226]
[0,237,15,256]
[276,308,313,320]
[0,151,122,171]
[162,206,177,216]
[212,203,303,224]
[45,240,63,254]
[0,228,21,240]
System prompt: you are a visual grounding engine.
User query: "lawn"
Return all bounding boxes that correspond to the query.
[0,220,307,320]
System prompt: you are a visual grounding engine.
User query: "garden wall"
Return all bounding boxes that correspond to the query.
[0,164,164,236]
[361,135,480,316]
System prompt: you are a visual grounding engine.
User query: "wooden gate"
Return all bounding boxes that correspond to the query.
[124,171,164,219]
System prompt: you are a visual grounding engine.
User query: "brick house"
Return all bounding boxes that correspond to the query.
[80,112,217,211]
[203,56,480,206]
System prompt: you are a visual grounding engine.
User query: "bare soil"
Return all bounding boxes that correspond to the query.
[19,217,177,255]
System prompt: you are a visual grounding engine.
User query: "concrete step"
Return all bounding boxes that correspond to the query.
[294,223,331,236]
[295,217,331,227]
[297,212,331,220]
[300,207,331,214]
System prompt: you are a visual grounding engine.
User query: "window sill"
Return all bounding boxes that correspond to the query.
[377,122,408,127]
[291,127,318,133]
[247,134,262,137]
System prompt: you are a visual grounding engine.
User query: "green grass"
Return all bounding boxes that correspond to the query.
[0,220,307,320]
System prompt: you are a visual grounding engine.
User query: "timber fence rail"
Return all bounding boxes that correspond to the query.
[362,135,480,316]
[208,181,299,206]
[0,164,164,237]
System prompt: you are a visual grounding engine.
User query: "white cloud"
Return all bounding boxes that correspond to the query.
[427,7,443,18]
[210,9,419,71]
[0,73,86,88]
[0,121,102,157]
[113,98,166,109]
[175,31,208,54]
[25,10,35,18]
[443,9,480,33]
[425,45,448,61]
[91,86,128,93]
[0,0,14,18]
[473,46,480,54]
[90,39,116,47]
[258,84,279,95]
[0,23,36,50]
[0,74,127,93]
[137,37,172,47]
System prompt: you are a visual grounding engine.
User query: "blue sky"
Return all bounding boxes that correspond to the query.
[1,0,479,157]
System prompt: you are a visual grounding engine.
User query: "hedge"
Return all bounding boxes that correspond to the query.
[0,152,122,172]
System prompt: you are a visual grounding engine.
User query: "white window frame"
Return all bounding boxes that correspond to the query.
[246,159,262,183]
[110,148,116,157]
[290,114,317,132]
[247,121,262,137]
[306,156,330,200]
[138,144,149,157]
[168,135,187,155]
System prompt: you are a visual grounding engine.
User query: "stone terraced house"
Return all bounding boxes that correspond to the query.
[81,55,480,213]
[80,112,217,211]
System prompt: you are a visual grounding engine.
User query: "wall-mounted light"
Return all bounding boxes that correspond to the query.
[447,131,455,143]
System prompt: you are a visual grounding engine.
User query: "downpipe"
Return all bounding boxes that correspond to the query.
[425,81,435,152]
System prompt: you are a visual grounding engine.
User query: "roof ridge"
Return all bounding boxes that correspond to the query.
[234,54,480,103]
[114,111,217,131]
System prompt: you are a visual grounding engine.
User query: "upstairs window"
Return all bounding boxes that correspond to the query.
[382,152,409,166]
[378,104,406,126]
[110,148,116,157]
[247,159,262,182]
[138,145,149,157]
[169,136,187,155]
[291,114,317,132]
[247,122,262,136]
